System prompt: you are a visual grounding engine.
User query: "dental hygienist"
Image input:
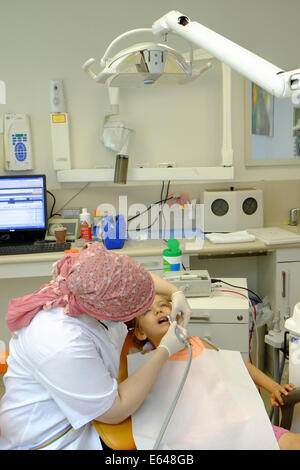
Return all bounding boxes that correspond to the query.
[0,242,190,450]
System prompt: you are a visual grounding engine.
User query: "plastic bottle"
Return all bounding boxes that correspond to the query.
[80,208,92,242]
[163,239,182,271]
[93,209,103,239]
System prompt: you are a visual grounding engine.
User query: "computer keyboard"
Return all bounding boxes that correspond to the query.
[0,242,71,256]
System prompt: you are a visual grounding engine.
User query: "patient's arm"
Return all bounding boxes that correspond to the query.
[244,360,295,406]
[95,347,169,424]
[201,339,218,351]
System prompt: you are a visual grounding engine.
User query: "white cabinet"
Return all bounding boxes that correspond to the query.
[188,323,248,359]
[275,260,300,322]
[258,248,300,378]
[187,279,250,360]
[258,248,300,328]
[275,249,300,322]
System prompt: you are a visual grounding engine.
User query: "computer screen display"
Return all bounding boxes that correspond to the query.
[0,174,47,244]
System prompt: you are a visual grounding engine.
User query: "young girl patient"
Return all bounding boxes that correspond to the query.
[127,294,300,450]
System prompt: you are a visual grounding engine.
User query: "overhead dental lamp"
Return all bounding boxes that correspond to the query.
[82,33,212,87]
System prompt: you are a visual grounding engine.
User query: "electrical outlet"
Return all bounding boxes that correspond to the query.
[158,162,176,168]
[135,163,149,168]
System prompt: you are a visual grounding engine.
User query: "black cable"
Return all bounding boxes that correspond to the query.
[164,181,170,202]
[127,196,173,224]
[211,278,263,303]
[127,181,172,231]
[150,180,170,232]
[161,181,170,237]
[284,331,289,360]
[55,182,91,215]
[46,190,57,219]
[160,181,165,206]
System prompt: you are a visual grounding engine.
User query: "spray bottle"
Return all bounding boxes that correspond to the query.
[80,208,92,242]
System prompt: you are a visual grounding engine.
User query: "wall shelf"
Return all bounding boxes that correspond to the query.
[57,166,234,183]
[57,61,234,184]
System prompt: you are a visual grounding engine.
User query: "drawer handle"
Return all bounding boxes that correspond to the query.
[142,262,161,268]
[190,315,210,321]
[282,271,286,298]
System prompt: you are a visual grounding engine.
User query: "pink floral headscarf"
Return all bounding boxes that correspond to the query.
[6,242,155,333]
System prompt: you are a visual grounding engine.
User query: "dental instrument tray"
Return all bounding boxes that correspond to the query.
[163,270,211,297]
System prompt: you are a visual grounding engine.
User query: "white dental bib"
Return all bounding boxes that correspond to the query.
[127,347,279,450]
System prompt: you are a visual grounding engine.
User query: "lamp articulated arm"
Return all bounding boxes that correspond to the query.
[152,10,300,99]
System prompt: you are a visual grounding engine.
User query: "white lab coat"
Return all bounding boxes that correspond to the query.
[0,307,127,450]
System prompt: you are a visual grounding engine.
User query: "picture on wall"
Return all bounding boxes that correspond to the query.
[252,83,274,136]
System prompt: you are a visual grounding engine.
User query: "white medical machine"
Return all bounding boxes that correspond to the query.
[3,113,33,171]
[50,80,71,170]
[163,270,212,297]
[200,188,264,233]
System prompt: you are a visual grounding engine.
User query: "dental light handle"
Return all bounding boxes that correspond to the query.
[100,27,195,66]
[100,28,152,66]
[153,319,192,450]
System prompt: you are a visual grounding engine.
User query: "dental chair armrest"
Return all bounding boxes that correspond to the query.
[280,387,300,430]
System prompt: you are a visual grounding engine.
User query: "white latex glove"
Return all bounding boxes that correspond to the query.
[157,321,187,357]
[170,291,192,329]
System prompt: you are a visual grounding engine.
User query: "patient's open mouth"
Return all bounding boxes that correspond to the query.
[158,317,169,324]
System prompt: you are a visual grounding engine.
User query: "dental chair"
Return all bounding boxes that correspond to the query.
[0,350,9,375]
[93,333,137,450]
[92,333,300,450]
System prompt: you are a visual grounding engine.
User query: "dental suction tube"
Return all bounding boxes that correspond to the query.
[153,319,192,450]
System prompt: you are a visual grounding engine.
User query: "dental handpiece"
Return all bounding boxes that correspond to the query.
[167,315,189,346]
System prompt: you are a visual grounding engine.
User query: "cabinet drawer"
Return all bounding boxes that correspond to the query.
[190,309,249,324]
[276,248,300,263]
[188,322,249,355]
[133,256,163,271]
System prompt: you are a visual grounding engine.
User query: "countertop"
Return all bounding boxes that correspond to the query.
[1,225,300,265]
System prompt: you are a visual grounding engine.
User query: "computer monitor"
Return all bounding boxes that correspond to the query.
[0,174,47,245]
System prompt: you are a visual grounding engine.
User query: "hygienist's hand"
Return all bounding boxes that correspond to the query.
[157,321,187,357]
[270,383,296,407]
[170,291,191,329]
